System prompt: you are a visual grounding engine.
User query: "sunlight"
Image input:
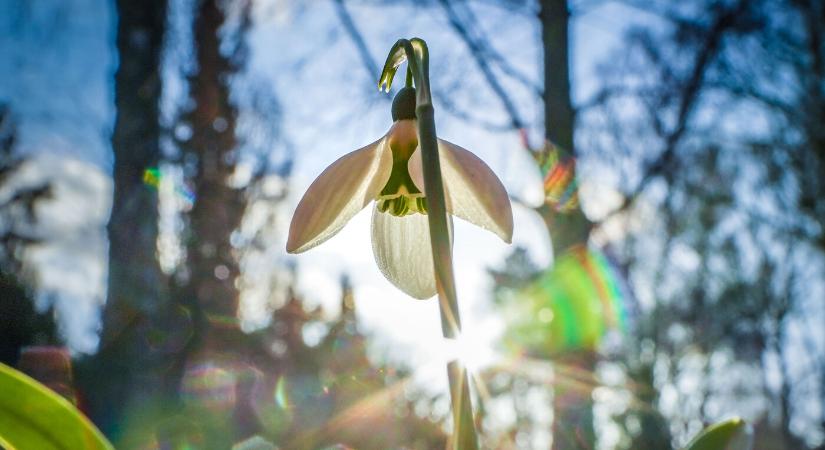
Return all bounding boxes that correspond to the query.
[439,331,497,374]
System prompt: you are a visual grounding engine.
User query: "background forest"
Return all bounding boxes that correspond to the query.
[0,0,823,449]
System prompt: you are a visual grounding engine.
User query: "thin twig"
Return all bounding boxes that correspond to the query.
[594,0,750,226]
[450,0,544,97]
[438,0,528,131]
[432,90,514,132]
[332,0,387,97]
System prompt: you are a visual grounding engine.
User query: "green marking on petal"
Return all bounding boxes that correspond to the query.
[376,196,426,217]
[377,126,427,217]
[416,197,428,214]
[380,136,421,198]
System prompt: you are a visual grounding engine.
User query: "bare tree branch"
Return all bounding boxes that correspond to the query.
[595,0,751,224]
[438,0,529,131]
[332,0,386,96]
[432,89,514,131]
[452,0,543,97]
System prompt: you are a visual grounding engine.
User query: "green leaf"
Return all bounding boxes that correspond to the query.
[683,417,750,450]
[0,362,113,450]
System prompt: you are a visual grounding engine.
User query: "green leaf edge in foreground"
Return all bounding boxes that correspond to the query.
[0,362,114,450]
[683,417,748,450]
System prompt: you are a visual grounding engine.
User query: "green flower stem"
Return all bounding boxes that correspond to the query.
[380,38,479,450]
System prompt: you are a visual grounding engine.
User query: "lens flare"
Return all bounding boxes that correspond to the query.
[143,167,195,206]
[511,246,628,353]
[181,363,238,413]
[275,375,289,409]
[534,142,579,212]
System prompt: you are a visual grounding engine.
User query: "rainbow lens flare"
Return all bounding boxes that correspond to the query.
[274,375,289,409]
[534,142,579,212]
[180,363,238,413]
[510,246,628,354]
[143,167,195,206]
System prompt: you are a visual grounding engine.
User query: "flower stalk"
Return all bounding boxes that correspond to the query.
[379,38,479,450]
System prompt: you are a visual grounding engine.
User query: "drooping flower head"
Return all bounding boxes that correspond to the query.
[287,87,512,299]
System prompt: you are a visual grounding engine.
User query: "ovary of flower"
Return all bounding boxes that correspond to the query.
[286,119,513,299]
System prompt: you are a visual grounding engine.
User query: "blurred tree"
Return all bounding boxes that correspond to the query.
[0,105,59,367]
[102,0,169,343]
[535,0,592,256]
[579,0,825,447]
[76,0,171,437]
[169,0,247,373]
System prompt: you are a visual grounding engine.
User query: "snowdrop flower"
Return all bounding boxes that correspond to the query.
[287,88,512,299]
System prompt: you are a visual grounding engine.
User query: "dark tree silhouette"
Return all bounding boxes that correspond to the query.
[0,106,58,367]
[78,0,170,437]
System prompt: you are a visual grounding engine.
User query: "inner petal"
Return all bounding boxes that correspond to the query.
[376,196,428,216]
[371,205,437,299]
[377,129,427,217]
[379,133,422,198]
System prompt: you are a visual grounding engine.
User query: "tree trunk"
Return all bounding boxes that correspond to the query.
[185,0,243,320]
[83,0,168,436]
[538,0,591,258]
[538,1,595,448]
[104,0,168,336]
[167,0,247,388]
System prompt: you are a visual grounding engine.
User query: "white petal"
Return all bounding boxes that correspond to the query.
[409,140,513,243]
[287,139,392,253]
[371,206,437,299]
